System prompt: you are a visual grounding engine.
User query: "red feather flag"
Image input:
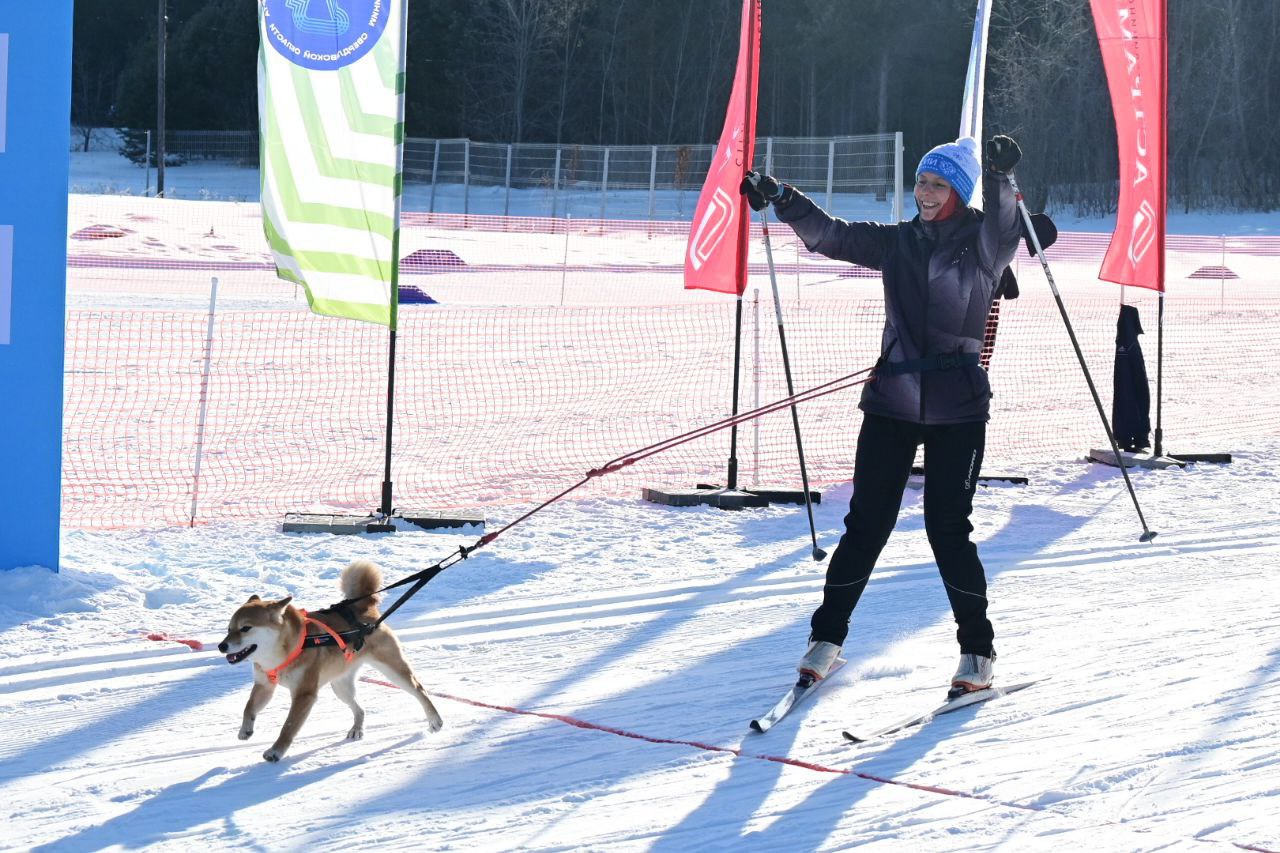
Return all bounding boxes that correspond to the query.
[1090,0,1167,292]
[683,0,760,295]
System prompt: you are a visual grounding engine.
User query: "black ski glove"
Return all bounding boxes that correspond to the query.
[741,171,786,211]
[984,135,1022,174]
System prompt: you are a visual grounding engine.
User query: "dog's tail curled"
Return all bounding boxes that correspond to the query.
[341,560,385,614]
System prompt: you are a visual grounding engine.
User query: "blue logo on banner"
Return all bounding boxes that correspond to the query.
[264,0,389,71]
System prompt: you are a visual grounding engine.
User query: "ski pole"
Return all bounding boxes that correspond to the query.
[757,209,827,560]
[1006,173,1157,542]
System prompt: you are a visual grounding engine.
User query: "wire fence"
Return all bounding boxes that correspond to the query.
[63,195,1280,529]
[405,133,903,222]
[80,128,903,222]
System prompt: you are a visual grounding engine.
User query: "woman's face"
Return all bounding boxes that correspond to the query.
[914,172,953,221]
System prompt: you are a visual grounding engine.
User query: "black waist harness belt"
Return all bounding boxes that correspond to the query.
[301,602,374,652]
[878,351,981,377]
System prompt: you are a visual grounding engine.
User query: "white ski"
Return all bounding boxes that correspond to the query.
[842,679,1039,743]
[750,659,847,733]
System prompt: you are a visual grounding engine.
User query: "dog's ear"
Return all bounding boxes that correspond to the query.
[245,594,262,604]
[263,596,293,622]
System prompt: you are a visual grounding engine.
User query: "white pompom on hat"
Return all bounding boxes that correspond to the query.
[916,136,982,205]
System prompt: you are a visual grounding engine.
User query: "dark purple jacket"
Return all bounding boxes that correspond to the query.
[774,172,1021,424]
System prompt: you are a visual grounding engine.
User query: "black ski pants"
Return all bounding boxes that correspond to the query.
[809,412,995,656]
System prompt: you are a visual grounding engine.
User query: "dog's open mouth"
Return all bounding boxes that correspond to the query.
[225,645,257,664]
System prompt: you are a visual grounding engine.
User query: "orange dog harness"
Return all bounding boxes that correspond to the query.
[264,609,357,684]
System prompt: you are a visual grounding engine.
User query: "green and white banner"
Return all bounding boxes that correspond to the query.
[257,0,406,328]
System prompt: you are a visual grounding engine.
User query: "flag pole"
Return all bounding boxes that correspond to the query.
[662,0,769,511]
[726,296,744,489]
[378,0,410,519]
[380,327,397,516]
[724,0,759,493]
[1153,0,1168,458]
[1154,292,1164,457]
[959,0,993,209]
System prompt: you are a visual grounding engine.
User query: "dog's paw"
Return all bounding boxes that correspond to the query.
[346,725,364,741]
[262,747,284,762]
[238,726,254,741]
[426,712,444,733]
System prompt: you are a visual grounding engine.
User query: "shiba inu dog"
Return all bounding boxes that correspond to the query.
[218,559,444,762]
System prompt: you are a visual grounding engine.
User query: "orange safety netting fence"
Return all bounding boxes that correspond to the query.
[64,196,1280,529]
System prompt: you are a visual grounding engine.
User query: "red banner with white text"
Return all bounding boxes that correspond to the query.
[1090,0,1167,291]
[683,0,760,295]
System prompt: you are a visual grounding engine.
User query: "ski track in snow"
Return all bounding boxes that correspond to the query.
[3,445,1279,851]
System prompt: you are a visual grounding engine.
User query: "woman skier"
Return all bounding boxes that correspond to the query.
[741,134,1023,697]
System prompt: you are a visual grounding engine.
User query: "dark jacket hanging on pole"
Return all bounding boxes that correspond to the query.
[1112,304,1151,452]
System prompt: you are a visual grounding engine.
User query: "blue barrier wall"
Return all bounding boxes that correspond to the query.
[0,6,72,571]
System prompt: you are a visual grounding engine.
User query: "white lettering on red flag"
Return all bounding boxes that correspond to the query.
[1090,0,1167,291]
[683,0,760,295]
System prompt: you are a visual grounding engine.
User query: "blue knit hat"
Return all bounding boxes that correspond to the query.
[916,136,982,205]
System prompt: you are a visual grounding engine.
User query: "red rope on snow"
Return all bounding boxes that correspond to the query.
[361,676,845,775]
[144,632,204,651]
[360,675,1279,853]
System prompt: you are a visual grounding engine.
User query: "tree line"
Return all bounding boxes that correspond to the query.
[73,0,1277,213]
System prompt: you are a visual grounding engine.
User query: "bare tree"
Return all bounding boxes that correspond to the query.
[594,0,629,143]
[659,6,695,144]
[988,0,1104,211]
[695,2,735,144]
[472,0,558,143]
[72,53,117,151]
[547,0,593,144]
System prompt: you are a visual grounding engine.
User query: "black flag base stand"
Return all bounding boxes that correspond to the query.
[1088,448,1232,469]
[642,483,821,512]
[282,507,484,535]
[743,485,823,505]
[1168,452,1233,464]
[1087,448,1185,470]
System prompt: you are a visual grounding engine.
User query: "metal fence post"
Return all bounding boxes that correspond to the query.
[463,139,471,216]
[190,276,220,527]
[560,214,571,306]
[552,147,562,218]
[893,131,904,222]
[826,138,835,211]
[795,235,801,299]
[145,130,153,197]
[600,147,610,221]
[752,287,761,487]
[764,136,773,174]
[648,145,657,220]
[1220,233,1228,309]
[504,143,513,216]
[429,138,440,214]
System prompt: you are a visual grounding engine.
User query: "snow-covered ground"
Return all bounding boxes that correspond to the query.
[1,147,1275,852]
[4,441,1279,851]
